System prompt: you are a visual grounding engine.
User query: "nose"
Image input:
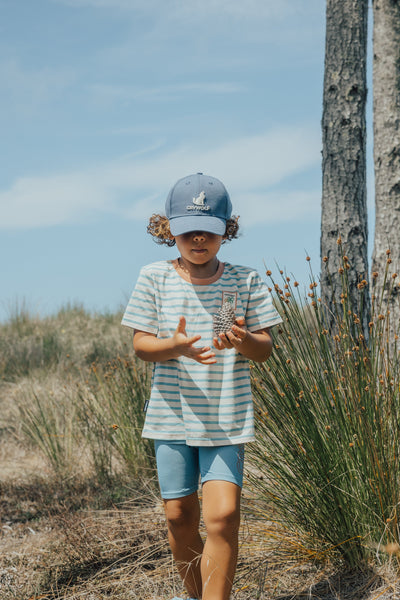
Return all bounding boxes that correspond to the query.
[192,231,206,242]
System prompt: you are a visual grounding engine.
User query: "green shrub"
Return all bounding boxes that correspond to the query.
[247,255,400,567]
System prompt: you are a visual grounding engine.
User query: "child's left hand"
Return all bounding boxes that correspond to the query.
[213,316,247,350]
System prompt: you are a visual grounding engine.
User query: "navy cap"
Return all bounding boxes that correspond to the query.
[165,173,232,236]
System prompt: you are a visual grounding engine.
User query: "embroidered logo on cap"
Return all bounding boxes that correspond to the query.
[193,191,206,206]
[186,190,211,211]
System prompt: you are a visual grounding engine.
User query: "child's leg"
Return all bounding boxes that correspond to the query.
[201,480,241,600]
[164,492,204,599]
[156,442,243,599]
[155,441,203,597]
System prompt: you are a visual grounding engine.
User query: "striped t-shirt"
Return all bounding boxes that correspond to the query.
[121,260,282,446]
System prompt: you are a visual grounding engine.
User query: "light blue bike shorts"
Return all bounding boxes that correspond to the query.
[154,440,245,500]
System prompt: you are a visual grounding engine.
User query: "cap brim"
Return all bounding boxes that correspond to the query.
[169,215,226,236]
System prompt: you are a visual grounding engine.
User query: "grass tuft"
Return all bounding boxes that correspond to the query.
[248,252,400,567]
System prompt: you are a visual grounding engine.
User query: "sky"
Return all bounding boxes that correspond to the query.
[0,0,374,321]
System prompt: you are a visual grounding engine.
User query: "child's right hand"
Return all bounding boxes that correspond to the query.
[172,316,217,364]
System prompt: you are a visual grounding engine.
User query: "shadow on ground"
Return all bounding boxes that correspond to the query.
[275,566,385,600]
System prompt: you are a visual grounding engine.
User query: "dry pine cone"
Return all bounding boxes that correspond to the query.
[213,302,236,336]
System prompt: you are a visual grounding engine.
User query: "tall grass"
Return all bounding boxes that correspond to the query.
[17,388,78,477]
[76,356,155,481]
[16,355,155,482]
[5,304,156,482]
[247,249,400,568]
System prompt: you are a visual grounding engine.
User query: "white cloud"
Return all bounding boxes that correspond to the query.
[0,173,111,229]
[0,124,321,230]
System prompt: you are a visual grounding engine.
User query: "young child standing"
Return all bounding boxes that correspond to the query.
[121,173,282,600]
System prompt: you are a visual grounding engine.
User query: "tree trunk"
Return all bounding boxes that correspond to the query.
[371,0,400,341]
[321,0,370,335]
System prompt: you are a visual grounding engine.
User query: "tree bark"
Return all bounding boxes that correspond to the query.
[371,0,400,340]
[321,0,370,334]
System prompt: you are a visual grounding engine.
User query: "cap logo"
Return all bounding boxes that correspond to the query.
[193,191,206,206]
[186,190,211,212]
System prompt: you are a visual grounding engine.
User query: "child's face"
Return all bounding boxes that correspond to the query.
[174,230,223,266]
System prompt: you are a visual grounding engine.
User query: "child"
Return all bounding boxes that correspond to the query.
[121,173,282,600]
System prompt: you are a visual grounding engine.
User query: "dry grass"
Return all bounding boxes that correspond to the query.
[2,485,399,600]
[1,306,400,599]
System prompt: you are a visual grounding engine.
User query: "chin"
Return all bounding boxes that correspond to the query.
[191,255,208,261]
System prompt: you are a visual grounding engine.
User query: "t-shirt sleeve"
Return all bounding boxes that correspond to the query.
[121,267,158,334]
[245,271,283,332]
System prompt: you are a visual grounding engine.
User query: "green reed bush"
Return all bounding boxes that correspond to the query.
[247,250,400,567]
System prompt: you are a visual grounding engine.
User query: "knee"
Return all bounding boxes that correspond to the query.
[204,505,240,538]
[165,499,200,534]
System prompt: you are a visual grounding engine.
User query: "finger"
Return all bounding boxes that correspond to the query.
[235,316,246,326]
[232,325,247,341]
[198,350,216,362]
[176,316,187,334]
[226,331,243,346]
[198,356,217,364]
[219,333,234,348]
[186,334,202,345]
[192,345,212,355]
[186,345,211,358]
[213,336,224,350]
[193,348,216,363]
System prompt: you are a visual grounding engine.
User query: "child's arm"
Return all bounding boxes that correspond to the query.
[134,316,217,364]
[213,317,273,363]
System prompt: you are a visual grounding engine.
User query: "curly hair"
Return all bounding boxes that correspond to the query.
[147,214,176,247]
[147,214,240,246]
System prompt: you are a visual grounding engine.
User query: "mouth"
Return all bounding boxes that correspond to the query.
[192,248,207,254]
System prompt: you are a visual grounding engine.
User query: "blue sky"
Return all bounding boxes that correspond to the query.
[0,0,374,321]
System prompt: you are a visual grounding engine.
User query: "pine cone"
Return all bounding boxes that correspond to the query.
[213,302,236,336]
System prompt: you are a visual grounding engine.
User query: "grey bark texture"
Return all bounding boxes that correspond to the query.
[371,0,400,340]
[321,0,370,334]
